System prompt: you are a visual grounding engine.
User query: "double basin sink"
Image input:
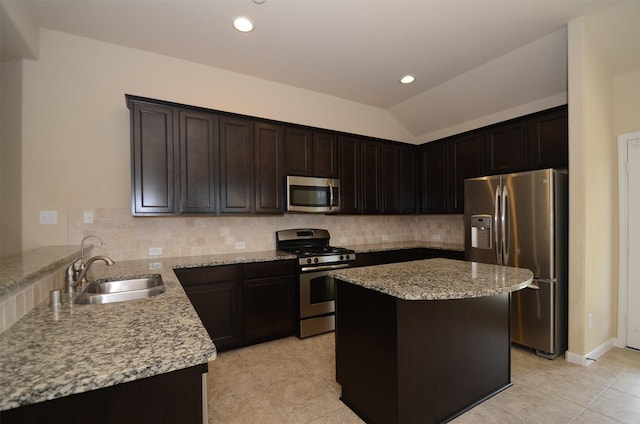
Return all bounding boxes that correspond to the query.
[75,274,165,304]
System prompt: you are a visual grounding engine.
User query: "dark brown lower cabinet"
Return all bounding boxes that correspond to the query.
[336,281,511,424]
[175,260,296,351]
[0,364,206,424]
[354,248,464,267]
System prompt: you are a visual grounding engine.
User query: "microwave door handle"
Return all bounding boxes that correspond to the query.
[329,183,335,210]
[494,184,501,265]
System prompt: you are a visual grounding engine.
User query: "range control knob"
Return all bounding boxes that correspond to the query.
[306,258,312,264]
[339,255,344,261]
[345,254,350,260]
[314,257,319,263]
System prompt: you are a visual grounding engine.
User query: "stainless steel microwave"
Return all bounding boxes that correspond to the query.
[286,176,340,213]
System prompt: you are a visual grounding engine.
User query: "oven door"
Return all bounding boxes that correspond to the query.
[299,269,336,319]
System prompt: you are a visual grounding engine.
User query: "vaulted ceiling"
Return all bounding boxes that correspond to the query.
[1,0,636,140]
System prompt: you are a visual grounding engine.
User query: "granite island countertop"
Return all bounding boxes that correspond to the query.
[0,249,295,412]
[330,258,533,300]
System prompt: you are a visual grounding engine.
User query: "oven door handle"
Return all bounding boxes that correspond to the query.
[301,263,353,272]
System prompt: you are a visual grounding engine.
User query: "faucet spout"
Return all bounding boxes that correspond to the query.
[76,255,116,286]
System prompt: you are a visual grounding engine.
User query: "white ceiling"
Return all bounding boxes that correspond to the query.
[1,0,636,139]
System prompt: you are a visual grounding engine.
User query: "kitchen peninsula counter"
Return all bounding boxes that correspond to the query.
[330,258,533,424]
[0,248,295,416]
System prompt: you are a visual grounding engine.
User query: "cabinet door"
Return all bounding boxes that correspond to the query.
[400,145,419,214]
[244,274,296,341]
[130,102,176,214]
[338,136,360,214]
[184,281,241,349]
[360,140,382,214]
[178,110,217,214]
[485,120,528,174]
[285,127,313,176]
[254,122,285,214]
[451,133,484,213]
[421,141,449,213]
[528,107,568,169]
[219,117,254,213]
[175,265,242,351]
[381,143,401,214]
[313,132,338,178]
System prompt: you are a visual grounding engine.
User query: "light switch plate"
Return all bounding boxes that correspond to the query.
[40,210,58,225]
[83,210,94,224]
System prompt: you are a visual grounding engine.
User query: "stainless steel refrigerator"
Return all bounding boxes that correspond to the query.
[464,168,568,359]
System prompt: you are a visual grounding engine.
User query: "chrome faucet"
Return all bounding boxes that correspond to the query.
[75,255,116,287]
[65,235,109,292]
[78,235,106,272]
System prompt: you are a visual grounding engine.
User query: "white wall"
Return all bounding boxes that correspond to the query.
[17,29,418,251]
[0,59,23,256]
[566,4,639,359]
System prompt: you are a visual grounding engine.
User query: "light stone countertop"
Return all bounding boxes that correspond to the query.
[344,240,464,253]
[0,249,296,412]
[330,258,533,300]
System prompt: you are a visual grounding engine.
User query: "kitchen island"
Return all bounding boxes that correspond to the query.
[330,258,533,424]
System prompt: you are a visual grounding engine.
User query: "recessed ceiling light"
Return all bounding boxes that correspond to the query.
[233,17,254,32]
[400,75,415,84]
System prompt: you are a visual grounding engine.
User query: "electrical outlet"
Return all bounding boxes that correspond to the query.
[339,237,348,244]
[235,242,246,250]
[382,235,389,242]
[83,210,94,224]
[588,313,593,329]
[148,247,163,256]
[431,234,442,241]
[149,262,162,270]
[39,210,58,225]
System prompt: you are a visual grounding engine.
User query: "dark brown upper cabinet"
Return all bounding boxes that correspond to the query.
[381,143,419,214]
[450,132,485,213]
[360,140,382,214]
[130,101,176,215]
[285,128,338,178]
[399,144,420,214]
[178,110,217,214]
[219,116,254,214]
[254,122,285,214]
[485,120,527,175]
[421,140,449,214]
[421,132,484,214]
[338,136,361,214]
[527,107,568,170]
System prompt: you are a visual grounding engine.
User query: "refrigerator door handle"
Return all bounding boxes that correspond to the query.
[502,185,509,265]
[494,185,501,265]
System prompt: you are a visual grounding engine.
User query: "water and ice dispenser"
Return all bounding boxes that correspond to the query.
[470,215,492,249]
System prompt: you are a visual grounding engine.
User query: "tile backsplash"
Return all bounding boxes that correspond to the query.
[68,209,464,261]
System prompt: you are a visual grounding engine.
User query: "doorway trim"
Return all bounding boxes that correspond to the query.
[617,131,640,348]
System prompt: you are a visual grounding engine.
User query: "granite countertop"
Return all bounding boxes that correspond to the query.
[0,246,83,298]
[0,249,295,412]
[330,258,533,300]
[344,241,464,253]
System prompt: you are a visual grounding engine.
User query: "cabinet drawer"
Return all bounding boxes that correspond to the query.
[174,264,241,287]
[243,260,296,279]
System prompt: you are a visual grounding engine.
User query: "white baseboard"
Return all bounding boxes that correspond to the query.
[565,338,616,366]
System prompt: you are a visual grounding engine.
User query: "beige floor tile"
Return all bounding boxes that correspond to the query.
[206,335,640,424]
[588,388,640,424]
[571,409,622,424]
[612,368,640,397]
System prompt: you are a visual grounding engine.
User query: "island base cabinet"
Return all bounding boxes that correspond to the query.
[0,364,207,424]
[335,281,511,424]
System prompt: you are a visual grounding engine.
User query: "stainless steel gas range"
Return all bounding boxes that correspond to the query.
[276,228,356,338]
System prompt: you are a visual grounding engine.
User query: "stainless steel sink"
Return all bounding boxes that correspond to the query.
[75,274,165,304]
